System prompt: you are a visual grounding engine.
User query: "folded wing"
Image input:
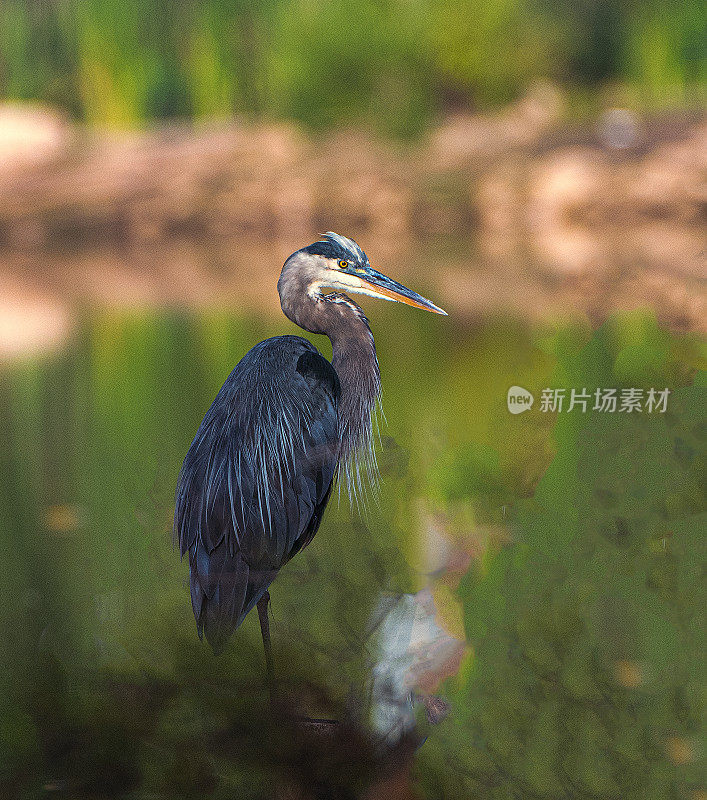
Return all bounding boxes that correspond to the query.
[174,336,340,654]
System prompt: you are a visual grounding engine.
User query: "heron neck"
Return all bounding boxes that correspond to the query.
[279,283,380,485]
[286,291,381,422]
[329,307,380,431]
[328,304,381,493]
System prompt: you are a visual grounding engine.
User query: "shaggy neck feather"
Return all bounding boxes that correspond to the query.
[278,263,381,497]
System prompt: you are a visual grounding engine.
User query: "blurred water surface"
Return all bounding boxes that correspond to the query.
[1,279,564,796]
[1,271,704,799]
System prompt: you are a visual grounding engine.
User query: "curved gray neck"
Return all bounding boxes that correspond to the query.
[278,262,381,496]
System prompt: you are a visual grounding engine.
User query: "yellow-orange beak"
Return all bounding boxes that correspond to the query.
[355,266,447,315]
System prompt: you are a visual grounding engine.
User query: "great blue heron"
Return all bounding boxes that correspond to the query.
[174,233,445,679]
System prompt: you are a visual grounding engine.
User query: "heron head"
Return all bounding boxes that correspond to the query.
[284,232,446,315]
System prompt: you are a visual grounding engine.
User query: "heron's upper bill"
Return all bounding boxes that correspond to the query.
[355,269,447,315]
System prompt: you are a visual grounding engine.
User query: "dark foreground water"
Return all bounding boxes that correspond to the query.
[1,307,703,799]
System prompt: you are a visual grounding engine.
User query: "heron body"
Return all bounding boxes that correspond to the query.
[175,233,445,655]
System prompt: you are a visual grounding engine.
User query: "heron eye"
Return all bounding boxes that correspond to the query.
[338,260,348,269]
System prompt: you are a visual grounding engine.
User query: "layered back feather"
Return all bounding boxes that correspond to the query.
[174,336,340,652]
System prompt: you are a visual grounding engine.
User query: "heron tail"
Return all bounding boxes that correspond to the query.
[190,545,277,655]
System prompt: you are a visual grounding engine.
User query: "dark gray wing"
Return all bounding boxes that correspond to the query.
[174,336,340,654]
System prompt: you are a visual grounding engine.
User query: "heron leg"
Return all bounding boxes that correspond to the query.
[256,591,338,729]
[257,591,275,701]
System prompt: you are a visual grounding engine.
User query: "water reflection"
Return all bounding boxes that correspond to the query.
[0,307,555,796]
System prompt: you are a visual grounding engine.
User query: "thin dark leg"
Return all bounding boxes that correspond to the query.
[257,590,337,730]
[257,590,274,701]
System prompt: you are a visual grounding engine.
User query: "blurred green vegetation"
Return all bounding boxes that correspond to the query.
[0,306,551,797]
[0,0,704,136]
[0,305,704,797]
[418,312,705,799]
